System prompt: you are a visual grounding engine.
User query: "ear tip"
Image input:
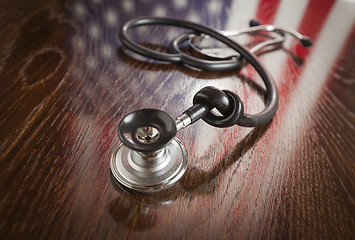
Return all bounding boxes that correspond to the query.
[301,37,313,47]
[249,19,260,27]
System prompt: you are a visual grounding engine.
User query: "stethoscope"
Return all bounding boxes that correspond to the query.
[111,17,312,192]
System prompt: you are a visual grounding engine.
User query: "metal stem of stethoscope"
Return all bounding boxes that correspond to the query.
[221,23,312,46]
[190,29,284,56]
[188,20,312,59]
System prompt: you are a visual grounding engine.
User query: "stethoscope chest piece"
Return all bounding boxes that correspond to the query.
[111,109,187,192]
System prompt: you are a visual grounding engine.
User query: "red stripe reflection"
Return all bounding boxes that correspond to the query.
[255,0,281,24]
[294,0,336,59]
[278,0,336,97]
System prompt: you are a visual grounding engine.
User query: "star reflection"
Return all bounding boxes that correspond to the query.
[101,43,113,58]
[74,3,86,17]
[121,0,134,13]
[173,0,187,9]
[152,5,167,16]
[72,36,85,51]
[86,56,97,68]
[88,23,100,39]
[186,11,200,22]
[105,9,118,26]
[207,0,223,15]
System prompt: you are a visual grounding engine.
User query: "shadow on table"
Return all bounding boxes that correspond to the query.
[108,120,271,230]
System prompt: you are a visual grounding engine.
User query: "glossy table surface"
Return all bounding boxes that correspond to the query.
[0,0,354,239]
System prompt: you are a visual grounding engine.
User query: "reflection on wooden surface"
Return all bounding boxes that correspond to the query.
[0,0,354,239]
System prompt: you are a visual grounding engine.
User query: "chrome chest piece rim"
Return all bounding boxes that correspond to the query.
[111,109,188,192]
[111,138,187,192]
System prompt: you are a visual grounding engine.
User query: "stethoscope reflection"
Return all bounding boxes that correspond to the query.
[109,119,271,230]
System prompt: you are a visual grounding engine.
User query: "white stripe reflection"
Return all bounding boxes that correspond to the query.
[279,0,355,145]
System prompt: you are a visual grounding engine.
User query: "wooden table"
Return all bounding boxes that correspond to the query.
[1,0,354,239]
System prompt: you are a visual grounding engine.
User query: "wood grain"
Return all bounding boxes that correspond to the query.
[0,0,354,239]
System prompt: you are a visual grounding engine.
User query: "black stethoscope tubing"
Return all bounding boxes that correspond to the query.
[119,17,279,127]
